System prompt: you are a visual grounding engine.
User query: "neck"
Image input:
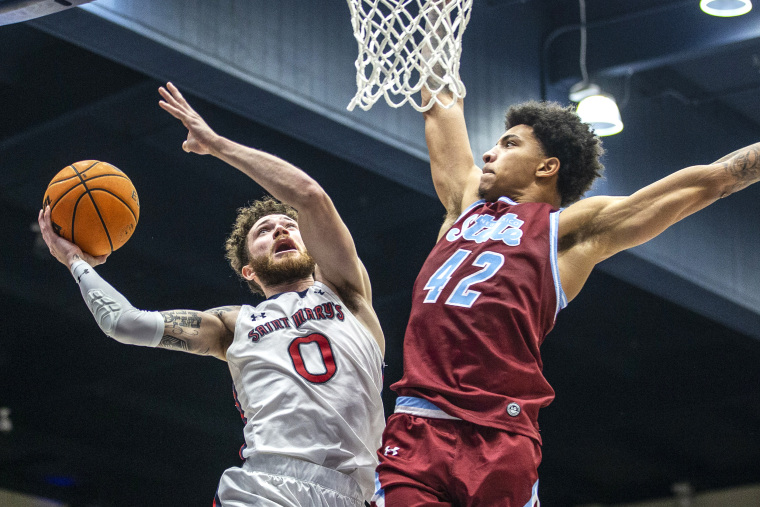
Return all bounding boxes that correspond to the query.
[261,277,315,299]
[512,180,562,208]
[507,189,561,208]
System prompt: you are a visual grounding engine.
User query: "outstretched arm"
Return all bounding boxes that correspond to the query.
[421,7,481,239]
[39,207,234,360]
[158,83,383,353]
[558,142,760,300]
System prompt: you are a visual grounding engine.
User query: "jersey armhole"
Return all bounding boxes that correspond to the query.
[550,210,568,318]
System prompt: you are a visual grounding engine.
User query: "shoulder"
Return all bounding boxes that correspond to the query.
[558,196,621,239]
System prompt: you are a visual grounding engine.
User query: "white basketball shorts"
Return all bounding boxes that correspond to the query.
[214,453,365,507]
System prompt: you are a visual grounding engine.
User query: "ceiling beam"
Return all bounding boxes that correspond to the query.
[28,8,436,199]
[543,3,760,90]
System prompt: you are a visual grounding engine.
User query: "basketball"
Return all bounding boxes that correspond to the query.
[42,160,140,256]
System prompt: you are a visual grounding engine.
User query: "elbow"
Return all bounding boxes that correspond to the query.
[709,164,741,199]
[297,181,332,212]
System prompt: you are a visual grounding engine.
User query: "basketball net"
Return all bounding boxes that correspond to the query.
[346,0,473,112]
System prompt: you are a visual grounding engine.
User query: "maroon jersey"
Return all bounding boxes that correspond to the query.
[392,197,567,443]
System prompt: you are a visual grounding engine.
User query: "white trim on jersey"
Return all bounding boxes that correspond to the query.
[523,479,541,507]
[394,396,461,420]
[456,199,486,223]
[498,195,519,206]
[549,210,568,318]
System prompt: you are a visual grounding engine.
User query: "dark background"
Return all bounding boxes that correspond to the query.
[1,0,760,505]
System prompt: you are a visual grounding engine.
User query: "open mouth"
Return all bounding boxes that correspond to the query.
[273,239,297,255]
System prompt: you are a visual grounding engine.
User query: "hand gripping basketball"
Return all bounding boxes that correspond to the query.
[42,160,139,257]
[38,206,108,268]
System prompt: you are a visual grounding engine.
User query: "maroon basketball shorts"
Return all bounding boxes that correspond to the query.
[372,397,541,507]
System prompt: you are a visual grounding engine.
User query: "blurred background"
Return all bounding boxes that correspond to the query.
[1,0,759,505]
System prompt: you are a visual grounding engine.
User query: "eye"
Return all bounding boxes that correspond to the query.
[257,227,269,236]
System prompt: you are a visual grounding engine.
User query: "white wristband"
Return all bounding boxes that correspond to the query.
[71,260,163,347]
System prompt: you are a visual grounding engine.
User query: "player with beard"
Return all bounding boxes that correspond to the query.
[38,82,385,507]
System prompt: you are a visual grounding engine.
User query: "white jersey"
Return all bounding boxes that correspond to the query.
[226,281,385,501]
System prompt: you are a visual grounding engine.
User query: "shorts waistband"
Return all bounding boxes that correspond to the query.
[243,453,363,502]
[394,396,461,420]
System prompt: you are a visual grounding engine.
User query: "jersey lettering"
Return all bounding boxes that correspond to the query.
[423,249,471,303]
[446,252,505,307]
[445,212,524,246]
[288,333,337,383]
[423,249,505,308]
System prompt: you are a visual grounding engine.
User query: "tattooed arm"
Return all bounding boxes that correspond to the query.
[158,307,239,360]
[557,141,760,301]
[39,203,239,360]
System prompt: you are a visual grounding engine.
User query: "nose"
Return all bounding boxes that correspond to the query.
[482,150,494,164]
[273,224,289,238]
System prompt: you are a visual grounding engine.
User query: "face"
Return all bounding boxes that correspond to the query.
[245,214,316,288]
[479,124,549,202]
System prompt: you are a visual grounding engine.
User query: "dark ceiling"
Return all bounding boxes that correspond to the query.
[1,1,760,506]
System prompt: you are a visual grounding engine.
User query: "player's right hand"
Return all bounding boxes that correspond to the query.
[38,206,109,268]
[158,82,219,156]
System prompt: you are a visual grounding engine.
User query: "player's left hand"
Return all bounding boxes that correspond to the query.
[38,207,109,268]
[158,82,218,156]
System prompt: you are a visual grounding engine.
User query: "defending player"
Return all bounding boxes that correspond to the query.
[371,82,760,506]
[39,82,385,507]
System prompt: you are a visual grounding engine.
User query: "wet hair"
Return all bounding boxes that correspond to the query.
[506,100,605,206]
[224,195,299,295]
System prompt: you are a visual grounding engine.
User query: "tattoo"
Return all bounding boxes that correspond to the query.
[158,310,202,353]
[162,310,201,328]
[723,142,760,195]
[158,335,189,351]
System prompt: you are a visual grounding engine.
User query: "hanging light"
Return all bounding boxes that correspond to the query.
[569,0,623,136]
[700,0,752,16]
[576,93,624,136]
[569,82,624,137]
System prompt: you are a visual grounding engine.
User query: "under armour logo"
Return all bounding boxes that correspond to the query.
[250,312,266,321]
[77,269,90,284]
[384,446,400,456]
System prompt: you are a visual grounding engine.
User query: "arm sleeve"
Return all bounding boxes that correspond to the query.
[70,260,164,347]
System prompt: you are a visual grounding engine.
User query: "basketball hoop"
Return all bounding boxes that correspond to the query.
[346,0,473,112]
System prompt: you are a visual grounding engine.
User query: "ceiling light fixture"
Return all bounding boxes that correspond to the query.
[569,0,623,136]
[700,0,752,17]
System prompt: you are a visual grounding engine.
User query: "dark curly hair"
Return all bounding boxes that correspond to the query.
[506,101,605,206]
[224,195,299,295]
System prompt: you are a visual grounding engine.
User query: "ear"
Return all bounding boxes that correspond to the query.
[241,264,258,283]
[536,157,560,179]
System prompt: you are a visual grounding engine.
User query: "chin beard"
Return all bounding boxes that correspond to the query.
[477,184,491,201]
[249,250,317,288]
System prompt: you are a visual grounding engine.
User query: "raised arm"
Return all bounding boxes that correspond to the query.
[423,95,482,235]
[158,83,382,352]
[558,142,760,300]
[39,207,235,360]
[420,7,481,238]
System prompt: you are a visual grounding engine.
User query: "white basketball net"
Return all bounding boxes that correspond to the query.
[346,0,473,112]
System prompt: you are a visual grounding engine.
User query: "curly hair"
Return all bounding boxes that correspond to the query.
[505,100,605,206]
[224,195,299,295]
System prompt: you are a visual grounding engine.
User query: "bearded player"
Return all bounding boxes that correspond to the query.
[39,82,385,507]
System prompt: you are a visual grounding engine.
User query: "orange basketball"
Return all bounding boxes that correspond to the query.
[42,160,140,256]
